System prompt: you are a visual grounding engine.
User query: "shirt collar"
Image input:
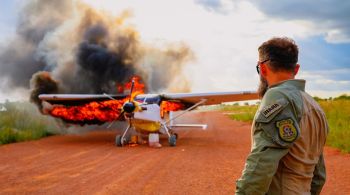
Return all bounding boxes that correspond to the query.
[269,79,306,91]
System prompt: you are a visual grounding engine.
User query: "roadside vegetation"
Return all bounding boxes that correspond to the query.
[210,95,350,153]
[318,95,350,153]
[210,103,258,122]
[0,101,60,145]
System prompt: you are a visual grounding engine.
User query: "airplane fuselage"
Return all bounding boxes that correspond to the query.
[132,103,164,134]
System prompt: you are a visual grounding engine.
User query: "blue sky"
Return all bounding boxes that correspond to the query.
[0,1,18,39]
[0,0,349,101]
[195,0,350,94]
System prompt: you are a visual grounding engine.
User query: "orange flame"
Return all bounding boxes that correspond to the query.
[49,76,145,124]
[124,76,145,100]
[50,100,124,124]
[160,101,184,118]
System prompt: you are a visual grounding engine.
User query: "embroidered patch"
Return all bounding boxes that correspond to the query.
[276,119,298,142]
[261,103,282,118]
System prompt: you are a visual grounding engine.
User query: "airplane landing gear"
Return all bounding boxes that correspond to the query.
[170,132,178,140]
[115,118,133,147]
[115,135,130,146]
[168,134,177,147]
[115,135,123,146]
[161,123,178,147]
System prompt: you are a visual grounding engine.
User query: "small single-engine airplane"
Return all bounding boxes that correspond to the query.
[39,78,258,147]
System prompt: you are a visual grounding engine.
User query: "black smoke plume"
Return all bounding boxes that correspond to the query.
[0,0,193,111]
[30,71,59,111]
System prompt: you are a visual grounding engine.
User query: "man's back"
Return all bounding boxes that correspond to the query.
[236,37,329,195]
[267,80,329,194]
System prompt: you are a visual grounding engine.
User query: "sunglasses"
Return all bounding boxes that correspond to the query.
[256,59,270,74]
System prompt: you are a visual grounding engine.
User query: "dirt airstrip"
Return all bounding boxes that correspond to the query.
[0,111,349,194]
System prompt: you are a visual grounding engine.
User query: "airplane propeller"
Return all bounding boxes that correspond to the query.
[123,102,136,114]
[122,79,136,115]
[115,79,138,146]
[122,79,148,115]
[105,79,150,146]
[105,79,136,128]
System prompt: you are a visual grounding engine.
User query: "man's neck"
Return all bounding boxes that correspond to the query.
[267,72,295,86]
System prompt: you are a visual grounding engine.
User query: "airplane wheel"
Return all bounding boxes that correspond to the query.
[115,135,123,147]
[173,133,178,139]
[169,134,177,147]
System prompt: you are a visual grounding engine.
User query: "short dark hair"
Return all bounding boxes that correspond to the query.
[258,37,299,72]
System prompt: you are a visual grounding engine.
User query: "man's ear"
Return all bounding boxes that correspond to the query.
[260,63,268,77]
[294,64,300,75]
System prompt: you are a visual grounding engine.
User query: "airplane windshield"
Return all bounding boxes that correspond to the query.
[134,95,161,105]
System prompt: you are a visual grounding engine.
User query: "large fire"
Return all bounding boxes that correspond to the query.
[50,100,124,124]
[160,101,184,118]
[49,76,145,124]
[124,76,145,100]
[48,76,184,125]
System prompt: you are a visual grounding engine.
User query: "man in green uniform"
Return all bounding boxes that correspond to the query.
[236,37,329,195]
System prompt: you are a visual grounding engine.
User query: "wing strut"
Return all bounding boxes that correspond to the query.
[163,99,207,125]
[103,93,117,100]
[159,99,207,141]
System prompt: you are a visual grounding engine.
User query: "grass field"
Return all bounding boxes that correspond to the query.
[214,95,350,153]
[319,98,350,153]
[212,103,258,122]
[0,101,59,145]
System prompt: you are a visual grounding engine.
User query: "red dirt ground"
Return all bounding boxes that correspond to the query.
[0,111,349,194]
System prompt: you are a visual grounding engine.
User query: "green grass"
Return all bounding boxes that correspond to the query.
[211,95,350,153]
[0,101,59,145]
[318,99,350,153]
[219,104,258,122]
[201,103,258,122]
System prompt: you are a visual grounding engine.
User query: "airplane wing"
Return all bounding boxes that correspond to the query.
[134,91,258,106]
[38,94,127,105]
[160,91,258,105]
[38,91,258,124]
[39,91,259,106]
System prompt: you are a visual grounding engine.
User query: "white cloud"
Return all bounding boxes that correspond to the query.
[197,0,350,43]
[325,29,350,44]
[250,0,350,44]
[298,69,350,97]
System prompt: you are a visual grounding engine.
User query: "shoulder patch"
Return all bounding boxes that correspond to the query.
[262,103,282,118]
[276,119,298,142]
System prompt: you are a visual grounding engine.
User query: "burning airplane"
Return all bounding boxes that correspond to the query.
[0,0,259,147]
[39,76,258,147]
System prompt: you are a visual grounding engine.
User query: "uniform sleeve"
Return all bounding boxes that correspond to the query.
[311,153,326,195]
[235,129,289,194]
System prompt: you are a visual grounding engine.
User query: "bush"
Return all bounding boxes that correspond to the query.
[318,99,350,153]
[0,101,59,145]
[220,104,258,122]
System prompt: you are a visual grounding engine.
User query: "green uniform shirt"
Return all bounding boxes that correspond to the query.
[236,79,329,195]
